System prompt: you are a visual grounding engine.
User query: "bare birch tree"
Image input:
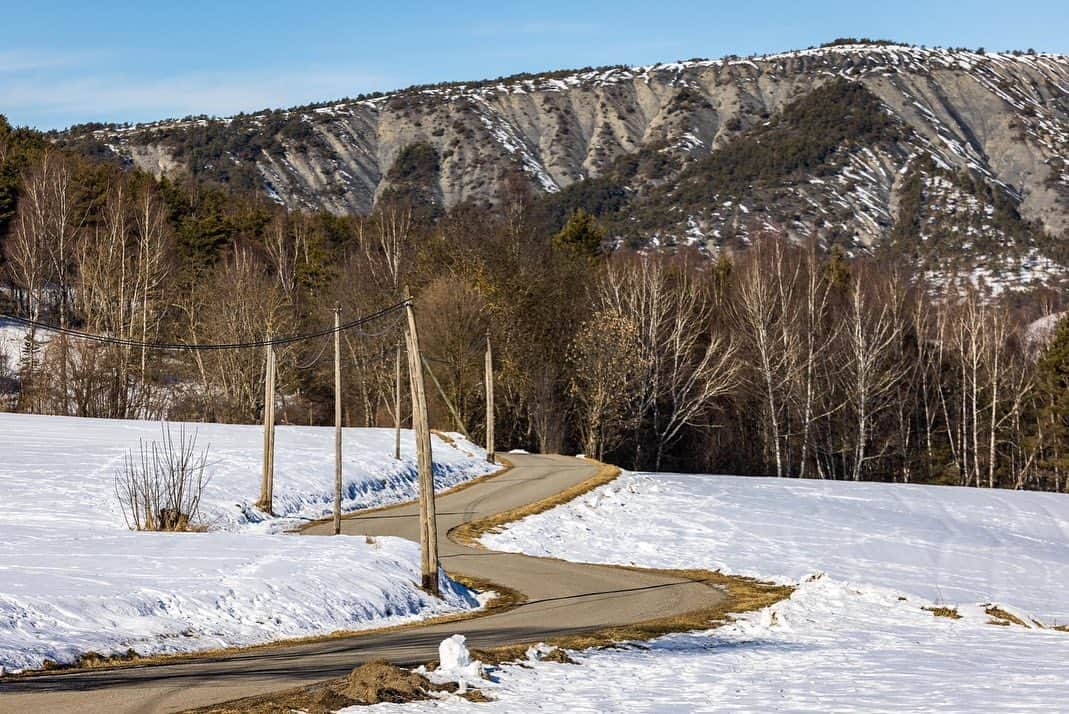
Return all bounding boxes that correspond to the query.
[840,269,907,481]
[730,240,800,476]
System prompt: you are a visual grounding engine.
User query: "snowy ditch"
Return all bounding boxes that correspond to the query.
[0,413,496,673]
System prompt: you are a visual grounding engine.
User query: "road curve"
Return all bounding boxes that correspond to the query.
[0,454,725,713]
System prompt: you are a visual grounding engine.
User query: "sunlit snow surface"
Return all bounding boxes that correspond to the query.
[0,413,495,672]
[383,472,1069,712]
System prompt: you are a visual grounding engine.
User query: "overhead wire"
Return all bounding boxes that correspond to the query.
[0,300,411,352]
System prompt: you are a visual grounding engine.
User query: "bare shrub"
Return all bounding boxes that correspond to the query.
[114,424,212,531]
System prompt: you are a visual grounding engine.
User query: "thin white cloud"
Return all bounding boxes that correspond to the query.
[0,67,397,128]
[0,48,104,73]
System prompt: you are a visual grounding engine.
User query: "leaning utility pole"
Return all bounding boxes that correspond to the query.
[333,306,343,535]
[404,288,439,595]
[259,340,276,514]
[485,330,495,464]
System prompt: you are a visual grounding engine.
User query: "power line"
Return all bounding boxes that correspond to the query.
[0,300,410,352]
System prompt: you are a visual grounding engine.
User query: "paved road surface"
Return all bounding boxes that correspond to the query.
[0,454,724,713]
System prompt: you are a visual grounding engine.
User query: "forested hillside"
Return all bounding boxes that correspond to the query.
[3,41,1069,493]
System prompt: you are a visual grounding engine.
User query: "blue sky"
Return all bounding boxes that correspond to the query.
[3,0,1066,130]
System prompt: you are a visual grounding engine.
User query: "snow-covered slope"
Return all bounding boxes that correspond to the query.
[401,472,1069,712]
[0,413,494,533]
[0,413,495,672]
[487,472,1069,622]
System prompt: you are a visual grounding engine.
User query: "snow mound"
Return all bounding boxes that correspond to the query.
[430,634,484,693]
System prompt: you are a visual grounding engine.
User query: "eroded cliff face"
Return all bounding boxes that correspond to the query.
[77,44,1069,277]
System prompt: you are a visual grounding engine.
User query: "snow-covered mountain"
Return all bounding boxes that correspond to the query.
[68,43,1069,283]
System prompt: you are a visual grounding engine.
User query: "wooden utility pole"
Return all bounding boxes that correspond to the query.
[259,341,276,513]
[394,340,402,460]
[404,288,439,595]
[485,331,495,464]
[333,306,343,535]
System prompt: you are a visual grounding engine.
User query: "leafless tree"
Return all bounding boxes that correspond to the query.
[601,254,741,469]
[183,248,293,422]
[730,239,800,476]
[114,423,212,531]
[569,309,645,460]
[418,276,488,435]
[840,268,908,481]
[795,237,838,478]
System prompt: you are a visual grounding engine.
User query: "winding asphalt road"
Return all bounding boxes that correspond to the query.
[0,454,725,713]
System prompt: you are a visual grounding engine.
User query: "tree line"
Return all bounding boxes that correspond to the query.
[1,116,1067,492]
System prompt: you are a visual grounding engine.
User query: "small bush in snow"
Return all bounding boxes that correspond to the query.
[114,424,211,531]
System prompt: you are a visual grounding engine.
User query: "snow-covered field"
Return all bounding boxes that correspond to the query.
[0,413,496,672]
[394,472,1069,712]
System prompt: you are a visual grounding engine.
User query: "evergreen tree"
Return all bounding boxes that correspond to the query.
[552,209,606,259]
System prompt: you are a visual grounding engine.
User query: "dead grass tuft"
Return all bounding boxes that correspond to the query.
[451,459,621,546]
[540,647,578,664]
[985,605,1028,627]
[923,606,962,620]
[70,648,141,669]
[461,688,495,702]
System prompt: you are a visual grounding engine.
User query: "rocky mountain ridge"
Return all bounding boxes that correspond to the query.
[69,43,1069,288]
